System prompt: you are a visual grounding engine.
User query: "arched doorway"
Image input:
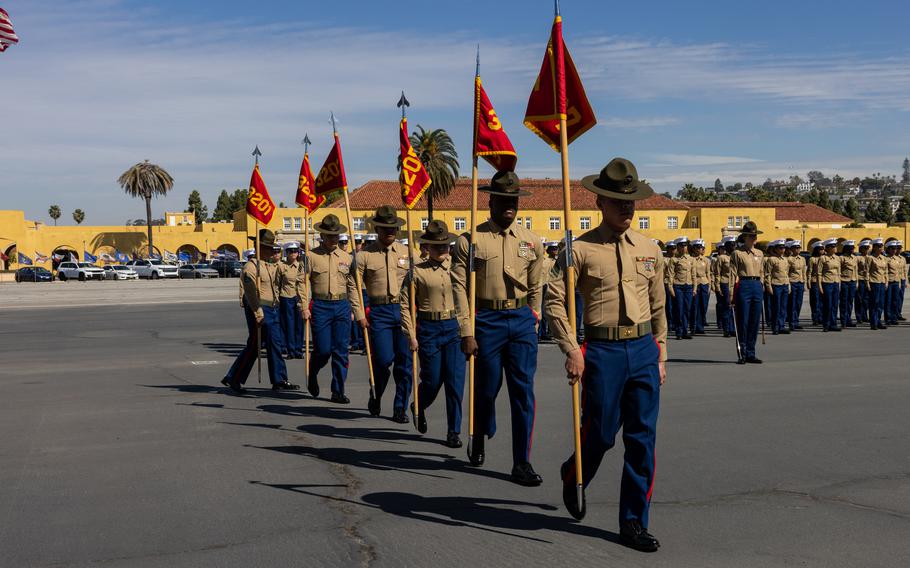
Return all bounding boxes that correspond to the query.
[2,244,15,271]
[213,243,240,260]
[178,244,202,263]
[52,246,79,270]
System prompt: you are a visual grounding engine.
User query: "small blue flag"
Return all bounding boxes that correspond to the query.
[84,250,98,262]
[18,252,33,265]
[178,251,191,262]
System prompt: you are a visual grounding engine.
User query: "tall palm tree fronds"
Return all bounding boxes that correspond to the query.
[407,125,459,221]
[118,160,174,258]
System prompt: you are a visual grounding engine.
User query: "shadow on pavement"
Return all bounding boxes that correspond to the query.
[247,443,512,483]
[249,481,619,544]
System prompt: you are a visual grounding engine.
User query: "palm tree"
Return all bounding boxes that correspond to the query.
[407,125,459,221]
[48,205,61,225]
[118,160,174,257]
[72,209,85,224]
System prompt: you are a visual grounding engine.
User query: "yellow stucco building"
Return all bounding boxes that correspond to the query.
[3,178,908,272]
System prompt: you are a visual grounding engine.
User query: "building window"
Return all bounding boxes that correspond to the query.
[421,218,429,230]
[525,218,532,230]
[293,217,302,231]
[727,216,734,228]
[639,216,650,230]
[735,216,743,227]
[454,217,466,231]
[283,217,292,231]
[690,216,699,228]
[549,217,561,230]
[353,217,366,230]
[667,216,678,230]
[743,216,750,224]
[579,216,591,230]
[307,218,313,229]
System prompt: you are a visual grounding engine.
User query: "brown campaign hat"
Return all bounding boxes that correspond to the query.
[479,170,531,197]
[739,221,763,235]
[369,205,406,228]
[417,220,458,245]
[248,228,279,248]
[314,214,347,235]
[581,158,654,201]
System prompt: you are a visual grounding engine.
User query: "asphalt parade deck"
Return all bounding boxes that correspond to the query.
[1,282,908,567]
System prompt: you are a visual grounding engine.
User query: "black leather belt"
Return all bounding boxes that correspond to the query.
[739,276,760,280]
[369,295,400,305]
[585,321,652,341]
[313,293,346,301]
[418,309,456,321]
[477,297,528,311]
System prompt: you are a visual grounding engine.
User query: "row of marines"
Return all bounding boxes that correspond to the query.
[220,159,670,552]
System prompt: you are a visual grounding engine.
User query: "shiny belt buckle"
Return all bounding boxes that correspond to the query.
[621,327,634,339]
[502,299,515,309]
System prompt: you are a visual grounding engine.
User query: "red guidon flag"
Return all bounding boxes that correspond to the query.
[314,133,347,196]
[524,14,597,151]
[246,164,276,225]
[474,75,517,171]
[399,117,432,209]
[295,151,324,213]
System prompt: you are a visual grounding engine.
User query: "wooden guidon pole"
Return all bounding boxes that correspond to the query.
[559,115,584,509]
[406,207,420,427]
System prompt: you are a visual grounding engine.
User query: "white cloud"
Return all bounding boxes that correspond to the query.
[601,116,680,129]
[651,154,764,167]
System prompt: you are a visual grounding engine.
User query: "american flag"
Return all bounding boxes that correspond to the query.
[0,8,19,52]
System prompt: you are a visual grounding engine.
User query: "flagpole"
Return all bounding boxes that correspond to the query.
[332,113,378,403]
[554,0,585,515]
[467,46,480,461]
[302,134,312,382]
[398,92,421,430]
[253,145,263,384]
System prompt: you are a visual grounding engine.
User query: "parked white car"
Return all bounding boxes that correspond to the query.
[57,262,106,282]
[103,265,139,280]
[129,259,179,279]
[177,263,220,279]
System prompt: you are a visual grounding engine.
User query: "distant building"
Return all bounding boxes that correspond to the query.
[796,181,815,194]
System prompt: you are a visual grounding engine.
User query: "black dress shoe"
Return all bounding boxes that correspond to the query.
[779,329,791,334]
[879,324,888,329]
[227,380,246,394]
[391,409,409,424]
[220,377,231,387]
[560,461,586,520]
[722,331,731,337]
[899,316,906,321]
[682,334,694,340]
[510,462,543,487]
[794,325,804,330]
[411,403,427,434]
[307,374,320,398]
[619,520,660,552]
[830,326,842,332]
[445,432,462,448]
[736,358,746,365]
[330,392,350,404]
[468,435,485,466]
[368,394,381,416]
[745,357,763,364]
[272,381,301,391]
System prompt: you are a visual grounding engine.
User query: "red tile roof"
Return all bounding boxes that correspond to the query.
[329,179,684,211]
[680,201,852,223]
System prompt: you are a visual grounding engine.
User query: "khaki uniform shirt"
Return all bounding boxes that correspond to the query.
[356,241,410,317]
[817,254,842,284]
[764,256,790,288]
[241,259,281,313]
[305,245,362,311]
[839,255,858,283]
[712,253,733,290]
[808,256,821,286]
[663,256,673,285]
[788,254,806,283]
[731,247,764,278]
[541,256,557,286]
[400,258,455,340]
[544,226,667,361]
[693,256,712,286]
[867,254,889,285]
[278,259,307,300]
[667,254,695,286]
[856,254,869,281]
[451,219,545,337]
[886,254,903,283]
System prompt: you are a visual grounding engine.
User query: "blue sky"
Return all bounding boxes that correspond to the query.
[2,0,909,224]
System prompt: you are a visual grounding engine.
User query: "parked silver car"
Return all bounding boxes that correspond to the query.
[177,263,220,279]
[103,265,139,280]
